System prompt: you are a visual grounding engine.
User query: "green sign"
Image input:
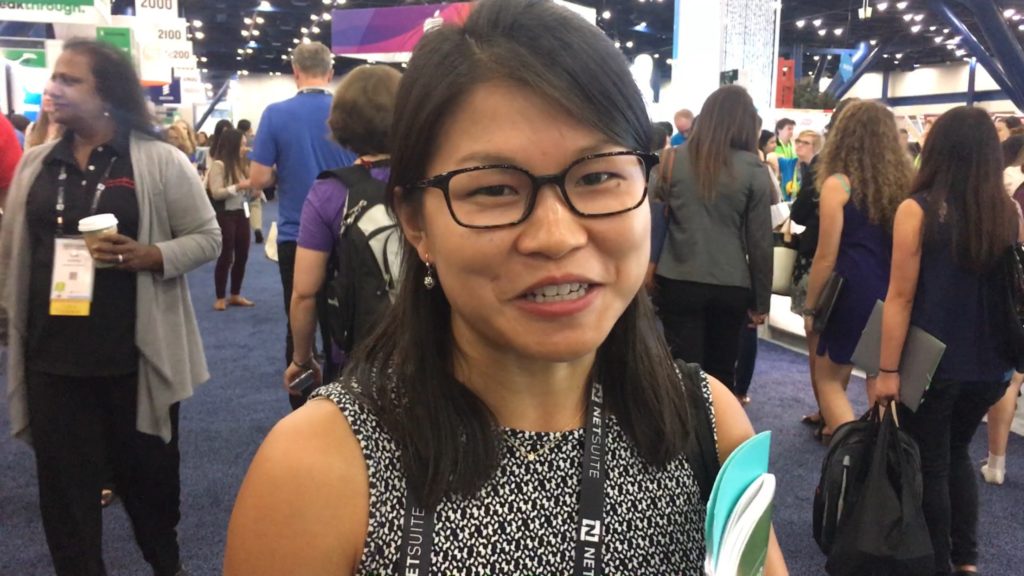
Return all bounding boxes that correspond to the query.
[97,27,132,58]
[1,49,46,69]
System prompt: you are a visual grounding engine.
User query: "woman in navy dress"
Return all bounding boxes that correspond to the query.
[802,101,914,436]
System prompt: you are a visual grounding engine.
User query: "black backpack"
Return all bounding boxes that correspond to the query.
[319,164,402,355]
[813,410,877,555]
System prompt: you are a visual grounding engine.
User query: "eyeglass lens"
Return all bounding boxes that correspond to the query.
[445,153,648,227]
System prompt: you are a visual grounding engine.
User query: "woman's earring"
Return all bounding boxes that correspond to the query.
[424,262,436,290]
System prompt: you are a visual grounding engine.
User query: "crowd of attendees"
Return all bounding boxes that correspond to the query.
[1,0,1022,574]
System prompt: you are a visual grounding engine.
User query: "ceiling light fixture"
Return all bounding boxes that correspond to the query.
[896,1,908,9]
[322,12,332,21]
[834,28,843,35]
[194,31,205,40]
[913,13,924,21]
[877,2,889,10]
[192,20,203,28]
[311,26,321,34]
[244,17,253,25]
[602,10,611,19]
[259,1,272,10]
[812,18,822,27]
[817,29,827,36]
[625,40,634,48]
[256,16,265,24]
[795,19,805,28]
[1004,8,1016,18]
[910,24,922,32]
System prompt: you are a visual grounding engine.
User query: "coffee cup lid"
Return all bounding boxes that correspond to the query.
[78,213,119,233]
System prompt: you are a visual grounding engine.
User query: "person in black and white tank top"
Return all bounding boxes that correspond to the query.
[223,1,789,574]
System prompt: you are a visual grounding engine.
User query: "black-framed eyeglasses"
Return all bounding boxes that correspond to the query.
[411,150,659,229]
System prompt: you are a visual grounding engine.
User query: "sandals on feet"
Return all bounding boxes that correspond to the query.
[228,296,255,307]
[801,412,823,426]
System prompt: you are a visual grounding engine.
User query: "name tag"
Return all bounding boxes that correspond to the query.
[49,238,95,317]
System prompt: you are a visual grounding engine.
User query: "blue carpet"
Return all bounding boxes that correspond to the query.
[1,200,1022,574]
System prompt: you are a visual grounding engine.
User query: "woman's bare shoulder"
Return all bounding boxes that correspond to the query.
[224,398,369,576]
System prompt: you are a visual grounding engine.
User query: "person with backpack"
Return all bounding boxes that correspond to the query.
[225,1,787,574]
[874,106,1020,576]
[282,64,401,402]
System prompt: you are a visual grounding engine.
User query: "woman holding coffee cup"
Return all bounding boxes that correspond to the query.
[0,40,220,576]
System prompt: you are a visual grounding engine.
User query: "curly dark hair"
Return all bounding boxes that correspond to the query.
[816,100,914,230]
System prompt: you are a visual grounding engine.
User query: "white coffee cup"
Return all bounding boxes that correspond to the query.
[78,213,119,268]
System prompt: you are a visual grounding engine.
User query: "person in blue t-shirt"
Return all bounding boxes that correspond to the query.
[669,108,693,147]
[248,42,356,409]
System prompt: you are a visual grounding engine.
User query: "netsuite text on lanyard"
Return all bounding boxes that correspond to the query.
[398,381,608,575]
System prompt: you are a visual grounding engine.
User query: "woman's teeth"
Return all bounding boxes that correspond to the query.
[525,283,589,303]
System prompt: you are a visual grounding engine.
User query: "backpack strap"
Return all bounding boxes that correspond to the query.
[675,360,721,504]
[318,165,385,210]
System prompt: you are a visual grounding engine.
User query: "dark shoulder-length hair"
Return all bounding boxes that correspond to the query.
[62,39,158,139]
[213,129,246,184]
[349,0,688,510]
[686,85,759,201]
[912,106,1017,272]
[209,119,233,159]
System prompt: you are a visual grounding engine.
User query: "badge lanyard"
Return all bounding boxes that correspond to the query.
[297,87,331,96]
[397,382,608,575]
[55,156,119,236]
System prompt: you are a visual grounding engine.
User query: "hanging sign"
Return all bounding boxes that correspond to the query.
[97,26,132,57]
[134,0,177,21]
[1,48,46,69]
[0,0,111,25]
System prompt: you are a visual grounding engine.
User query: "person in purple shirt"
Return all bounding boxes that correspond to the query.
[247,42,356,408]
[284,64,401,406]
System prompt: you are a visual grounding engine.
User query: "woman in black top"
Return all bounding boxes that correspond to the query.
[876,106,1019,576]
[0,40,219,576]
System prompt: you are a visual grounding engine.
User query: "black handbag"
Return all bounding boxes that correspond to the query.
[1000,242,1024,371]
[812,271,845,333]
[824,403,933,576]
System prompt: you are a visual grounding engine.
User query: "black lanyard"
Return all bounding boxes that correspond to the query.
[296,87,331,96]
[55,157,118,237]
[398,382,608,575]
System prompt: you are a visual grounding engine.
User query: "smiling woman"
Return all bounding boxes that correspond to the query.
[224,1,786,574]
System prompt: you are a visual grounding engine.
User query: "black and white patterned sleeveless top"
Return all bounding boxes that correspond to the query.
[311,375,717,575]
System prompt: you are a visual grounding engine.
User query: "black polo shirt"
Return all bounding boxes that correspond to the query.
[25,129,140,377]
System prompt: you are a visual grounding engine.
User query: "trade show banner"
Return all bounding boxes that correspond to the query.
[147,77,181,105]
[331,2,473,62]
[0,0,111,25]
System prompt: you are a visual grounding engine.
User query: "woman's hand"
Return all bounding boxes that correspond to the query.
[284,358,321,397]
[868,372,900,406]
[90,234,164,273]
[748,310,767,327]
[236,178,252,191]
[803,313,815,336]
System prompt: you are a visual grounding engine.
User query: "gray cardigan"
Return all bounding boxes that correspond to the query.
[0,133,222,443]
[652,146,774,313]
